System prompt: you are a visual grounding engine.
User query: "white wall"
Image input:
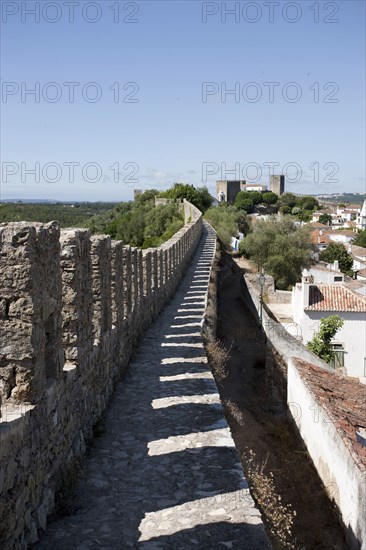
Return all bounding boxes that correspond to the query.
[288,358,366,550]
[293,291,366,379]
[329,233,354,244]
[308,266,344,284]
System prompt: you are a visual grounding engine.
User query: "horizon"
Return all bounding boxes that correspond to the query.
[1,188,365,204]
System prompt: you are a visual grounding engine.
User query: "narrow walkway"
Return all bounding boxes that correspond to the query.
[35,224,270,550]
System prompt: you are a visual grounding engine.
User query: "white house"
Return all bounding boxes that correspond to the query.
[217,190,225,203]
[308,262,344,284]
[328,230,356,245]
[230,231,244,252]
[356,199,366,230]
[336,204,360,221]
[347,244,366,279]
[292,275,366,380]
[240,183,268,192]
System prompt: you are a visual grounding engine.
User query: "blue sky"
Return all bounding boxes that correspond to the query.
[1,0,365,201]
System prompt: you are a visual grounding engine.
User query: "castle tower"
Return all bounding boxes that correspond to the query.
[216,180,242,204]
[270,175,285,196]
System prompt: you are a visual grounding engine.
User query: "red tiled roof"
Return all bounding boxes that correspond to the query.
[349,244,366,258]
[309,222,328,227]
[329,229,357,237]
[310,230,331,245]
[306,284,366,312]
[293,358,366,470]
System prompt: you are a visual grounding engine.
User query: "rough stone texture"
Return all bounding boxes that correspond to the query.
[34,222,270,550]
[238,256,366,550]
[289,358,366,550]
[0,203,203,549]
[60,228,93,368]
[0,221,63,404]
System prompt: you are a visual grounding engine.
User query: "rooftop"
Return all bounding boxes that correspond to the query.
[329,229,357,238]
[293,358,366,471]
[349,244,366,258]
[310,230,331,245]
[305,284,366,312]
[309,262,342,274]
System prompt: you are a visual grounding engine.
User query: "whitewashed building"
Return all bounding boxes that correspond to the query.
[356,199,366,230]
[328,230,356,245]
[292,275,366,380]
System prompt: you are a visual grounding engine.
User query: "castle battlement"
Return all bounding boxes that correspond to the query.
[0,200,203,549]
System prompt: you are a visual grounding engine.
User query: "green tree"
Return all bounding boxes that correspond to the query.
[318,213,332,225]
[279,205,292,215]
[319,243,353,274]
[236,210,251,236]
[261,191,278,205]
[307,315,344,365]
[204,205,240,247]
[298,196,319,211]
[292,206,302,215]
[135,189,159,204]
[159,183,212,212]
[247,191,263,205]
[354,229,366,248]
[279,193,297,208]
[234,192,255,213]
[239,218,312,289]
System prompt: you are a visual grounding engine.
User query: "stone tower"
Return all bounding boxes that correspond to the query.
[216,180,242,204]
[270,175,285,196]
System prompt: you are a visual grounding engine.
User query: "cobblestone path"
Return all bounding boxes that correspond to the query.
[35,224,270,550]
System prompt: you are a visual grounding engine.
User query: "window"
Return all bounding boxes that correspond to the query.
[330,343,345,369]
[334,276,343,282]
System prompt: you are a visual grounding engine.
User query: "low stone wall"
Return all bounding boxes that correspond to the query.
[267,289,292,304]
[288,358,366,550]
[242,274,332,371]
[240,269,365,549]
[0,201,202,549]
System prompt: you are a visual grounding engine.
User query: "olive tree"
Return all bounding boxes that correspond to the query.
[239,218,312,289]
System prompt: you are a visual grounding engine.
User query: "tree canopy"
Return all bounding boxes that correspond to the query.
[261,191,278,205]
[278,193,319,221]
[159,183,212,212]
[319,243,353,274]
[318,213,332,225]
[239,218,312,289]
[234,191,263,213]
[204,205,251,247]
[353,229,366,248]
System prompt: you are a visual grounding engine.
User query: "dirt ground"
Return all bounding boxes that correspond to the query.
[209,252,348,550]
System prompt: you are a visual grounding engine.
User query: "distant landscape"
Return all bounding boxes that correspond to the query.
[0,191,185,249]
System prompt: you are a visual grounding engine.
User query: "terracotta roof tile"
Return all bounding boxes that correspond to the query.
[310,230,331,245]
[329,229,357,238]
[349,244,366,258]
[293,358,366,470]
[305,284,366,312]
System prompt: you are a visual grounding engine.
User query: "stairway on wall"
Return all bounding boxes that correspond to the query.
[35,223,270,550]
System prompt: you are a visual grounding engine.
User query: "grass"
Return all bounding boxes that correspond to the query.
[206,339,231,381]
[244,448,297,549]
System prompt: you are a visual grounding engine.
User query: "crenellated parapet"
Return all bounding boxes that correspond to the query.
[0,200,203,549]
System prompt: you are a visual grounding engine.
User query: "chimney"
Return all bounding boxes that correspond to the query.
[301,271,313,307]
[333,260,339,271]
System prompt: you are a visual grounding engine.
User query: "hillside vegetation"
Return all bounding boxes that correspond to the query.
[0,202,116,226]
[0,188,194,249]
[86,190,184,248]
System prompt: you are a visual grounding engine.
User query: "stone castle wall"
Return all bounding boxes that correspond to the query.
[240,267,365,550]
[0,200,203,549]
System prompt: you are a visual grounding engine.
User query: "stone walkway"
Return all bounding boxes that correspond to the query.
[35,224,270,550]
